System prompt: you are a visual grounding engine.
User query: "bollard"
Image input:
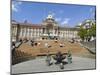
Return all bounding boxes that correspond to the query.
[59,63,64,69]
[67,56,72,64]
[67,50,72,64]
[46,55,51,66]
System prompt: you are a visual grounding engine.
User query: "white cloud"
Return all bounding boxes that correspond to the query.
[12,3,17,12]
[12,1,22,12]
[90,8,93,13]
[90,8,95,18]
[55,17,70,25]
[55,17,62,22]
[51,12,55,16]
[61,18,70,25]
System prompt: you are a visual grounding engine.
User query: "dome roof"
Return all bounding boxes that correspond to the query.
[46,14,53,19]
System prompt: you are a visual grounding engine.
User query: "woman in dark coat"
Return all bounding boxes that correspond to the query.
[53,51,66,64]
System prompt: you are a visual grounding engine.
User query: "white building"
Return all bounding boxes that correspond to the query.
[11,14,80,42]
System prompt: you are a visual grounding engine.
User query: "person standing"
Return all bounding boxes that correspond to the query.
[45,42,48,48]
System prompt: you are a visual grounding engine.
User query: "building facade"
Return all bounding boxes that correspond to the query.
[11,14,80,42]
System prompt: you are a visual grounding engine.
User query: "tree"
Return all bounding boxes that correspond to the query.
[78,26,87,41]
[78,22,96,41]
[90,23,96,37]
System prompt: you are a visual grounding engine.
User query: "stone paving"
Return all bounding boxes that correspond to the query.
[12,56,96,74]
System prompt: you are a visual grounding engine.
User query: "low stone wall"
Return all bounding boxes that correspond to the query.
[80,40,96,54]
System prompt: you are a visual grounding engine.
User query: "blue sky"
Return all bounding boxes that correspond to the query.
[12,0,96,27]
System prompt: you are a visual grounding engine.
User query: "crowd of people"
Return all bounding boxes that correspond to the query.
[45,50,72,69]
[12,39,72,69]
[25,39,72,69]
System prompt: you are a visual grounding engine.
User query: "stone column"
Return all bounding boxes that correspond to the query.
[23,27,26,39]
[16,24,20,41]
[29,28,31,39]
[31,28,33,39]
[15,26,17,36]
[53,27,54,36]
[27,28,29,40]
[20,27,22,39]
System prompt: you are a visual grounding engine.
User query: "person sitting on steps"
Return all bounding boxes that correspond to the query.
[53,51,66,64]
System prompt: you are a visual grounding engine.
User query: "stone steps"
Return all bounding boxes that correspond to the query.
[16,40,94,56]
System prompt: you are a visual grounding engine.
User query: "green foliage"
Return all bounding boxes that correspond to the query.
[90,23,96,37]
[78,23,96,41]
[78,26,87,40]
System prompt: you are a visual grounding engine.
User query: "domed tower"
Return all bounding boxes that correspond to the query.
[42,13,59,40]
[46,14,53,19]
